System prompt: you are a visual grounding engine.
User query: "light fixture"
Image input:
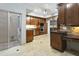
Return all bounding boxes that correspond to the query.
[67,4,72,8]
[43,9,47,15]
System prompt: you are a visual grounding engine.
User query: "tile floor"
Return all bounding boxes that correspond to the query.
[0,34,76,56]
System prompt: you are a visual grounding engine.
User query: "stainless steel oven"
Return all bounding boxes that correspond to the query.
[40,23,44,32]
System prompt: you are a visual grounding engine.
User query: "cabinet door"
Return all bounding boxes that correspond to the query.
[66,4,79,25]
[30,18,35,25]
[50,32,66,51]
[26,17,31,25]
[26,30,33,43]
[50,33,65,51]
[73,4,79,25]
[58,4,66,24]
[44,19,47,34]
[26,17,35,25]
[50,33,62,51]
[44,23,47,34]
[35,28,40,35]
[66,4,74,25]
[35,19,40,35]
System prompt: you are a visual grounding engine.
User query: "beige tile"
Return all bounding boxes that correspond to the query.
[0,34,75,56]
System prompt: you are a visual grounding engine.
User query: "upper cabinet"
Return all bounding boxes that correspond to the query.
[58,3,79,25]
[66,4,79,25]
[58,3,66,24]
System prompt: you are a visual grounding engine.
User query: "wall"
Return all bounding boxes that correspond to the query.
[0,4,27,44]
[46,18,52,39]
[47,20,50,35]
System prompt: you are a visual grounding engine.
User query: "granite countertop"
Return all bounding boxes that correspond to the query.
[64,34,79,40]
[50,29,79,40]
[26,25,37,30]
[50,30,67,34]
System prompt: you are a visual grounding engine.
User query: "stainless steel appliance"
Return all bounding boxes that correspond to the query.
[40,23,44,32]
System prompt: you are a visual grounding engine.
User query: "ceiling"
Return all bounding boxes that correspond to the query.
[25,3,58,14]
[0,3,58,17]
[25,3,57,10]
[0,3,57,11]
[24,3,58,17]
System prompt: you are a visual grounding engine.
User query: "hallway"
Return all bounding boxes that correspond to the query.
[0,34,75,56]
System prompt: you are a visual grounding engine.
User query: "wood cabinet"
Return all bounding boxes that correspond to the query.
[50,32,66,52]
[35,28,40,35]
[30,18,35,25]
[26,16,47,36]
[26,30,33,43]
[26,19,30,24]
[34,19,40,35]
[66,4,79,25]
[44,23,48,34]
[58,3,79,25]
[58,3,66,24]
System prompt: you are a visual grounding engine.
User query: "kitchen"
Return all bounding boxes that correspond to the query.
[25,3,79,54]
[26,3,79,54]
[0,3,79,56]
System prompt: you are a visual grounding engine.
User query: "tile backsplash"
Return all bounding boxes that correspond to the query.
[67,26,79,35]
[59,25,79,35]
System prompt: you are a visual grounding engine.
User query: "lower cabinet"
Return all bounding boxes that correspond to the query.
[50,32,66,52]
[26,30,34,43]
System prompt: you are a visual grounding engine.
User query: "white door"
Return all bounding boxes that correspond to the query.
[8,12,21,47]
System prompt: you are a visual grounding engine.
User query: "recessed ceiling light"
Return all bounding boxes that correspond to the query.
[67,4,72,8]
